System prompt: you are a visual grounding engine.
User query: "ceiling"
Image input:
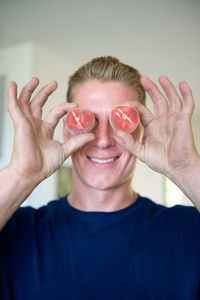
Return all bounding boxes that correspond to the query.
[0,0,200,113]
[1,0,199,63]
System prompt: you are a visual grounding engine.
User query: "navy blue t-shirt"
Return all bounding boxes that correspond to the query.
[1,195,200,300]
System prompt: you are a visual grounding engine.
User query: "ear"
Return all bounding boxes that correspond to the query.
[63,118,70,141]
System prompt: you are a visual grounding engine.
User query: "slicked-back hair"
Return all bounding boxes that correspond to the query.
[67,56,146,105]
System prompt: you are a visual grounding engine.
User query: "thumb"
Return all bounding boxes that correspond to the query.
[61,133,95,158]
[116,130,144,162]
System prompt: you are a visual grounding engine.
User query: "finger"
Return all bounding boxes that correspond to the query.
[124,101,154,128]
[159,75,182,113]
[7,81,24,124]
[61,133,95,157]
[30,81,58,118]
[179,81,195,115]
[45,102,78,129]
[116,130,144,161]
[18,78,39,114]
[140,76,168,116]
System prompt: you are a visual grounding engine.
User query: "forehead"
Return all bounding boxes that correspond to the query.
[71,79,139,112]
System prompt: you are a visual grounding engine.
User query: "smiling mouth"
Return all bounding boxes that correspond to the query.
[87,156,119,164]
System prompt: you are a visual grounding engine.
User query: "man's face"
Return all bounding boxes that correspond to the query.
[64,79,143,191]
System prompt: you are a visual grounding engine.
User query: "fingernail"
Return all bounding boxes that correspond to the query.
[68,103,78,108]
[140,76,148,82]
[48,80,58,87]
[116,130,124,137]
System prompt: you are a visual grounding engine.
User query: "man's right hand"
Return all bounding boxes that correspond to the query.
[7,78,95,184]
[0,78,95,230]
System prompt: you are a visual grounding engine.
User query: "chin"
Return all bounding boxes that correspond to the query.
[81,173,133,191]
[82,177,114,190]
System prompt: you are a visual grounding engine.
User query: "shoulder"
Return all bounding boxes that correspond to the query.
[2,196,67,236]
[139,195,199,217]
[138,195,200,231]
[140,196,200,248]
[18,196,65,219]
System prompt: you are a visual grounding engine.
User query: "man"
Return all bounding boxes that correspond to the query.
[1,56,200,299]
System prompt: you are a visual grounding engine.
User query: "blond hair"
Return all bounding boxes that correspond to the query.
[67,56,146,105]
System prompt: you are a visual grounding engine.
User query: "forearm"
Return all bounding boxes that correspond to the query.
[168,157,200,211]
[0,166,39,231]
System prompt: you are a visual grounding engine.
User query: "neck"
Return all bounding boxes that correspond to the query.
[68,179,138,212]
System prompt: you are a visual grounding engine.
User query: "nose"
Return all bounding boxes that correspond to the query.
[94,118,115,149]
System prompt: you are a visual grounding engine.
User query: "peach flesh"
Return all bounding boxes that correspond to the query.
[109,106,140,133]
[65,109,95,134]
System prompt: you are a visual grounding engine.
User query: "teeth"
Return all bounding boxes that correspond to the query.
[88,157,118,164]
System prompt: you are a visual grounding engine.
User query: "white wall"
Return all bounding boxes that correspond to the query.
[133,161,165,205]
[0,43,33,168]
